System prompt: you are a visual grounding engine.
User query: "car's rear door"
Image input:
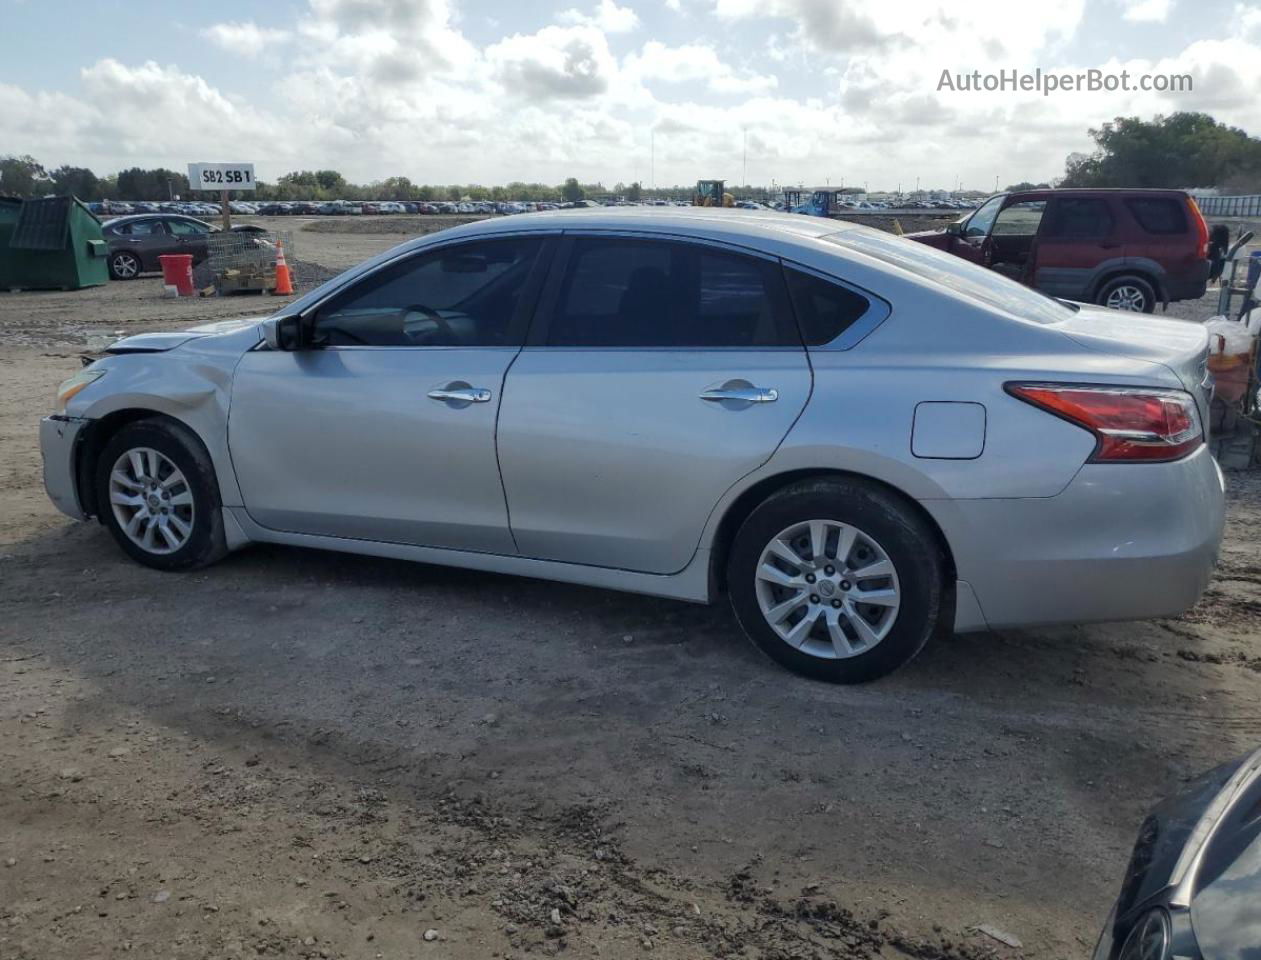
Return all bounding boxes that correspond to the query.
[496,234,812,575]
[1029,195,1118,299]
[228,235,551,553]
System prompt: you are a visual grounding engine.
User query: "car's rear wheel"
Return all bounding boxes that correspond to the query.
[95,419,228,571]
[109,250,141,280]
[1098,275,1156,313]
[727,478,944,683]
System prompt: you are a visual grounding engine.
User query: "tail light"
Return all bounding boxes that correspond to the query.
[1187,196,1209,260]
[1006,383,1203,462]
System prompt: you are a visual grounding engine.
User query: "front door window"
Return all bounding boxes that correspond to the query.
[962,196,1004,238]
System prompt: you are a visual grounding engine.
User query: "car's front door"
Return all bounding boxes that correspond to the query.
[228,235,550,553]
[950,194,1004,266]
[986,196,1047,283]
[496,235,812,575]
[167,217,212,263]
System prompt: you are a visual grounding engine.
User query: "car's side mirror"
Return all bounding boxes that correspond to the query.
[262,315,305,351]
[946,221,964,237]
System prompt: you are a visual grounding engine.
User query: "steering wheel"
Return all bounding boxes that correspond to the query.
[404,303,458,344]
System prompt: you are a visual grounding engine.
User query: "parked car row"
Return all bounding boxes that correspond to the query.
[83,198,706,219]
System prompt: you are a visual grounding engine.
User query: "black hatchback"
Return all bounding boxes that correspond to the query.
[101,214,214,280]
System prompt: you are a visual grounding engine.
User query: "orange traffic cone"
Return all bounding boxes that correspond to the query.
[272,239,294,296]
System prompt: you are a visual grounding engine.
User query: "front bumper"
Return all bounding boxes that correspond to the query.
[924,444,1226,630]
[40,415,89,521]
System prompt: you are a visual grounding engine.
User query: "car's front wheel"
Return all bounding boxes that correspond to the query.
[727,478,944,683]
[109,250,141,280]
[1098,275,1156,313]
[94,419,228,571]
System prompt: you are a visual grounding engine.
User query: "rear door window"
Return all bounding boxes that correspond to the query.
[1125,197,1187,235]
[545,237,797,347]
[1042,198,1114,238]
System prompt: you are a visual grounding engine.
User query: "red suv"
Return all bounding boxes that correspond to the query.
[908,188,1210,313]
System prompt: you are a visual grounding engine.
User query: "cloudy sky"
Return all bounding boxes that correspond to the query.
[3,0,1260,191]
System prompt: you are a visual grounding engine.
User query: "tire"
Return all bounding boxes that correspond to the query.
[94,418,228,571]
[1097,275,1156,314]
[109,250,142,281]
[727,478,944,683]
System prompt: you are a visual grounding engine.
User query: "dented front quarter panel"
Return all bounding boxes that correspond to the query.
[73,322,263,508]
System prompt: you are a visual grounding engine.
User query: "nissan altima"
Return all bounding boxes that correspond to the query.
[40,208,1225,682]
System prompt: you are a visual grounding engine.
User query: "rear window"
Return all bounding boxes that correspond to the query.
[1125,197,1188,235]
[824,229,1074,325]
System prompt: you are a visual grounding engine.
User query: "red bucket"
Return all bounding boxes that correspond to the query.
[158,254,195,297]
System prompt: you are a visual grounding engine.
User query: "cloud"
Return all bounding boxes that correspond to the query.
[1239,1,1261,39]
[625,40,777,94]
[1119,0,1173,22]
[558,0,640,33]
[486,25,617,100]
[5,0,1261,193]
[201,21,290,57]
[714,0,891,53]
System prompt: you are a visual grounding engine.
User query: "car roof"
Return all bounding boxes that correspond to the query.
[430,206,856,246]
[1007,187,1189,196]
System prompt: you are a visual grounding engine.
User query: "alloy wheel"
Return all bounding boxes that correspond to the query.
[1105,285,1146,311]
[112,253,139,279]
[754,519,901,659]
[108,447,195,554]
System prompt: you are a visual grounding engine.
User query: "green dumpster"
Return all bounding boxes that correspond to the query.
[0,196,109,291]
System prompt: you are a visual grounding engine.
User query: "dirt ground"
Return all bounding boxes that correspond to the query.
[3,216,1260,960]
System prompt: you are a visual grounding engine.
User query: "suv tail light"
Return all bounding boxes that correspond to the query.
[1006,384,1203,462]
[1187,196,1210,259]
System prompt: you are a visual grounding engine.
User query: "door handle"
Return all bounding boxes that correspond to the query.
[699,386,778,404]
[428,386,491,404]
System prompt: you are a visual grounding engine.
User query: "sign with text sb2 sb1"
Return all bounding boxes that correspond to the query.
[188,162,257,192]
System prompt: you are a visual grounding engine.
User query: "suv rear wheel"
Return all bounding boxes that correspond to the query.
[1098,275,1156,313]
[727,478,944,683]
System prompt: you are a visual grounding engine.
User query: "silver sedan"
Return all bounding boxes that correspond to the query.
[41,208,1225,682]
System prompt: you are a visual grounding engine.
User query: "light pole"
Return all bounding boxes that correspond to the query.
[651,129,655,191]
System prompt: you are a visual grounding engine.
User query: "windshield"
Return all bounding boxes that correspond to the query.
[824,228,1075,325]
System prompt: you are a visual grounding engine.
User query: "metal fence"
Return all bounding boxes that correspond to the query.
[192,229,294,293]
[1195,195,1261,218]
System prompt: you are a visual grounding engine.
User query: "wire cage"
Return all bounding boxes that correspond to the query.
[193,228,295,294]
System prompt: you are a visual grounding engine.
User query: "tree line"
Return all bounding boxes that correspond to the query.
[0,159,698,203]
